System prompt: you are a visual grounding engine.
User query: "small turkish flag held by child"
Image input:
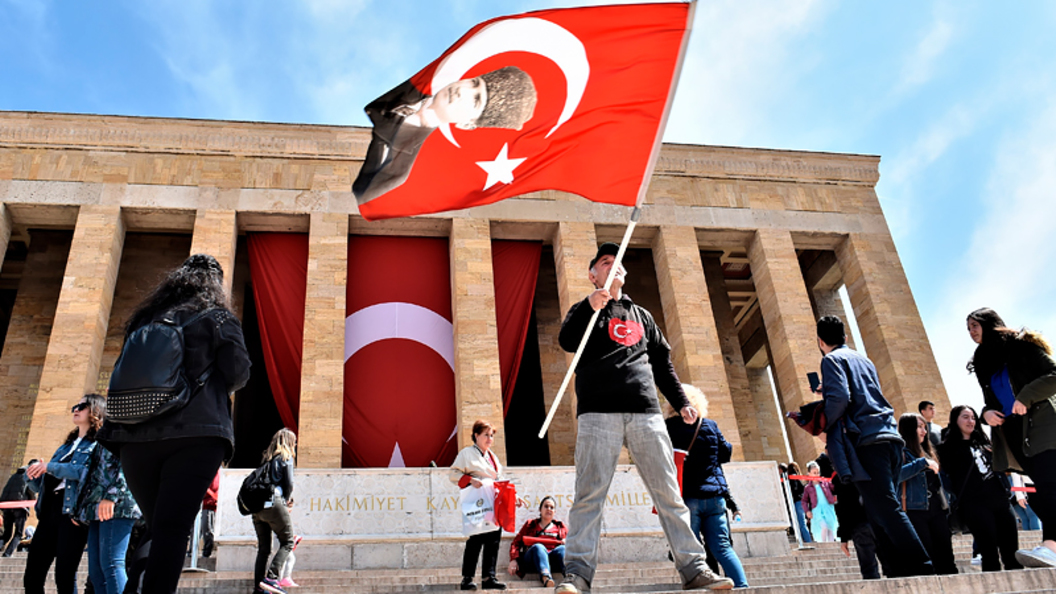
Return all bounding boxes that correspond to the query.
[353,2,693,221]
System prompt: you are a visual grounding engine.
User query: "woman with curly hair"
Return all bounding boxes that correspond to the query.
[97,254,251,593]
[23,393,105,594]
[967,308,1056,567]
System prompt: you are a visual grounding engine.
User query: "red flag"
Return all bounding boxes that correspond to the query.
[353,2,692,221]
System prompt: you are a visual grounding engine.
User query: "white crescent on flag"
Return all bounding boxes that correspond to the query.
[431,16,590,147]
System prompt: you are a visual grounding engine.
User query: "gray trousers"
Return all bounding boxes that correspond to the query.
[564,413,708,584]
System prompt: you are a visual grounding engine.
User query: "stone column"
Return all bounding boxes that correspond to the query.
[747,229,821,465]
[652,227,744,460]
[836,232,949,418]
[547,222,598,463]
[811,288,856,350]
[189,209,238,295]
[700,253,762,461]
[23,206,125,463]
[450,218,506,459]
[297,213,348,468]
[0,233,70,476]
[746,365,788,462]
[0,204,11,271]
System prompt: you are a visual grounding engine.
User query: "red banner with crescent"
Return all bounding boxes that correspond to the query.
[352,2,692,220]
[248,234,543,468]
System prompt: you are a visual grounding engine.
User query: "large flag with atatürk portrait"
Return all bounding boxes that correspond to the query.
[352,2,693,221]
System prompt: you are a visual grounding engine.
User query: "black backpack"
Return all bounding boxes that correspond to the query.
[106,310,214,424]
[237,462,275,516]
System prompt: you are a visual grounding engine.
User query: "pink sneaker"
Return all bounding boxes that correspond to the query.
[278,578,299,588]
[291,535,303,551]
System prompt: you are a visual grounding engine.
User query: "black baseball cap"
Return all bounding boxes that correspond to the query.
[589,242,620,269]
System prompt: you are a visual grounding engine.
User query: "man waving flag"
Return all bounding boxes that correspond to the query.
[353,2,693,221]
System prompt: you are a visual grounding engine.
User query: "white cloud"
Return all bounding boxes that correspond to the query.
[663,0,831,146]
[926,97,1056,414]
[893,17,953,95]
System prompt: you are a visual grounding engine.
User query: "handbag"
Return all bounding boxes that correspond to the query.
[460,479,499,536]
[653,418,703,514]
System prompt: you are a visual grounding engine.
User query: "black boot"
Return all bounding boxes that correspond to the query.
[482,577,507,590]
[460,577,478,591]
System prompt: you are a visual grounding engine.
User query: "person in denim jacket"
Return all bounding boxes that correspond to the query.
[897,413,957,574]
[23,393,103,594]
[76,436,141,594]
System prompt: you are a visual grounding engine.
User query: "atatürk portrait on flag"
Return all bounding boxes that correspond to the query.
[353,66,537,205]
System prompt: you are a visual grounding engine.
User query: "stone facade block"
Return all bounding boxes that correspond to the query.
[298,212,349,468]
[23,205,124,463]
[190,208,238,295]
[746,366,788,462]
[547,222,599,462]
[652,227,744,459]
[450,218,506,459]
[747,229,822,465]
[0,232,70,476]
[701,254,763,461]
[836,233,950,419]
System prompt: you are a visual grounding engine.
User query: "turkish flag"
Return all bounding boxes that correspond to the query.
[353,2,692,221]
[343,236,457,468]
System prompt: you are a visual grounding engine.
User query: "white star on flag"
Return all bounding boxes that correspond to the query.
[475,143,526,191]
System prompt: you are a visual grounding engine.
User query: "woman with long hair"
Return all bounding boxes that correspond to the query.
[937,405,1021,571]
[75,411,142,594]
[784,461,812,544]
[253,428,297,594]
[96,254,251,594]
[23,393,104,594]
[967,307,1056,567]
[664,384,749,588]
[507,496,567,587]
[450,419,513,591]
[896,413,956,574]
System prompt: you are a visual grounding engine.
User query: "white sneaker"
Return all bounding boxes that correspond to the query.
[1016,546,1056,568]
[554,574,590,594]
[970,554,982,567]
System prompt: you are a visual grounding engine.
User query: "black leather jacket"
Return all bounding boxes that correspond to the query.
[98,307,251,460]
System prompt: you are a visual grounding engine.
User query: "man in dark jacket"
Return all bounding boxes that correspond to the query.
[817,315,933,577]
[0,461,38,556]
[554,243,733,593]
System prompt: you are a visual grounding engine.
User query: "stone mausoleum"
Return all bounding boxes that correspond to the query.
[0,111,953,568]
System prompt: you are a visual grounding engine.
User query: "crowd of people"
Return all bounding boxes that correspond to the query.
[0,242,1053,594]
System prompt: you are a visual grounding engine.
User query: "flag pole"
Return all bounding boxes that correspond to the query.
[538,0,697,439]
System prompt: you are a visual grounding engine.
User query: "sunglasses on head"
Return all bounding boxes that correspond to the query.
[71,403,89,413]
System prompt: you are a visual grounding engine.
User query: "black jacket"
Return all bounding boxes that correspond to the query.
[98,307,251,460]
[666,417,731,499]
[559,295,688,416]
[0,468,35,502]
[936,437,1007,507]
[267,457,295,503]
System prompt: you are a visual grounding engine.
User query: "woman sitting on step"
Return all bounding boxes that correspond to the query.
[508,496,567,587]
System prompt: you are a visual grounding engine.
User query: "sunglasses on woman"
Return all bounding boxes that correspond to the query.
[71,402,89,413]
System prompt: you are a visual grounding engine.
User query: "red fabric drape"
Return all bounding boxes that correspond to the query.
[343,236,456,468]
[491,241,542,415]
[246,233,308,431]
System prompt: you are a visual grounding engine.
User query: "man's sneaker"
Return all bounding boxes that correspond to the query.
[683,568,735,590]
[460,577,478,591]
[1016,546,1056,568]
[481,577,507,590]
[258,577,287,594]
[554,573,590,594]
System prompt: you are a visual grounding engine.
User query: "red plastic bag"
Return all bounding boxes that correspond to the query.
[653,449,688,515]
[494,480,517,532]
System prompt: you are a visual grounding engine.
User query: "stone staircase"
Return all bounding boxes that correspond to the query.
[2,532,1054,593]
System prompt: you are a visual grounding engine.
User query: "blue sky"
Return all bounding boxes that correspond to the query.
[3,0,1056,417]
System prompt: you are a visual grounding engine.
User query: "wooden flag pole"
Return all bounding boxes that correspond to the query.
[537,206,641,438]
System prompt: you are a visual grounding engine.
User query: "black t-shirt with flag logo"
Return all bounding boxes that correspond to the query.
[559,295,689,416]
